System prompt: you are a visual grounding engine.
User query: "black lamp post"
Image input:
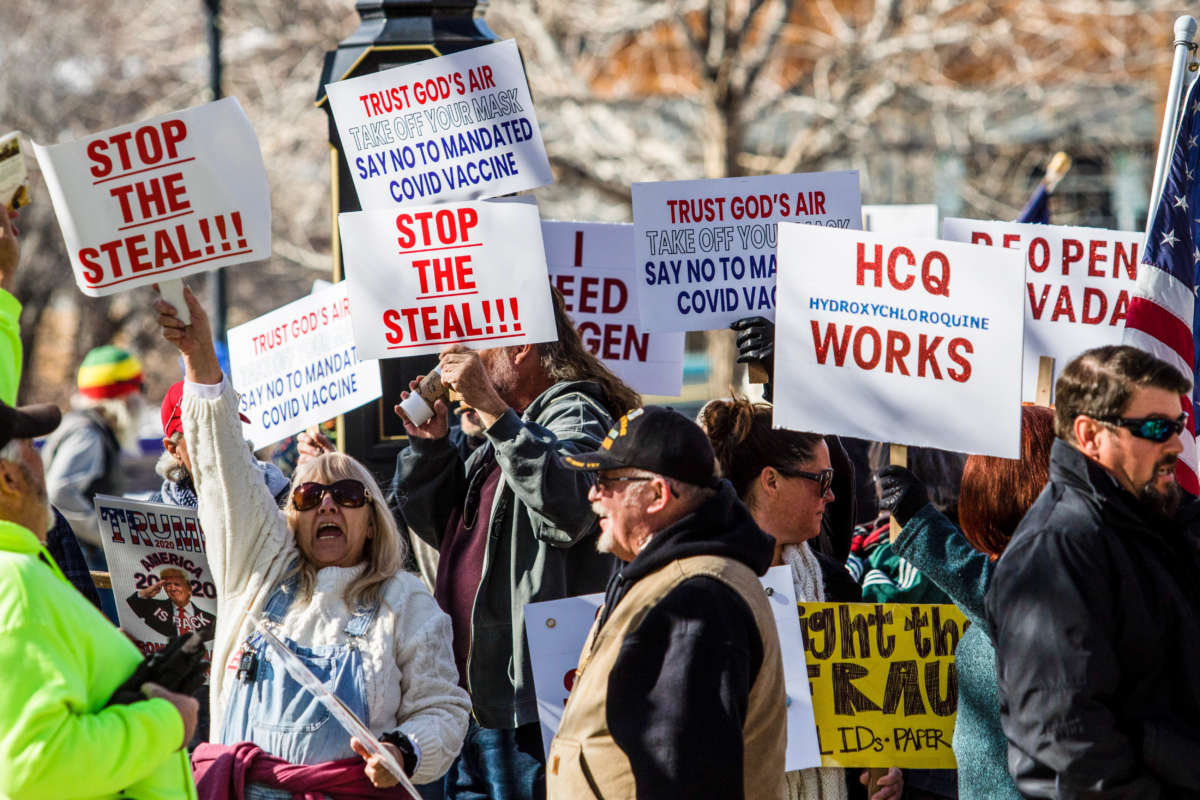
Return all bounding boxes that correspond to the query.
[203,0,228,342]
[317,0,496,475]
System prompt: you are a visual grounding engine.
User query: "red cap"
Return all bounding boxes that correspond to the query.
[160,380,250,439]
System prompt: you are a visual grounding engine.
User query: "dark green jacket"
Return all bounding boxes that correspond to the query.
[894,504,1020,800]
[394,379,618,728]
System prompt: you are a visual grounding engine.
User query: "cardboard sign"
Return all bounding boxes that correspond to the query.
[227,282,383,449]
[941,218,1140,402]
[525,566,822,771]
[339,200,557,359]
[631,171,862,332]
[33,98,270,296]
[773,225,1024,458]
[96,495,217,661]
[324,39,553,209]
[543,221,685,396]
[862,204,939,237]
[799,602,967,768]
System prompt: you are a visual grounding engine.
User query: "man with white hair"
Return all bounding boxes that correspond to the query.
[548,406,786,799]
[0,399,200,798]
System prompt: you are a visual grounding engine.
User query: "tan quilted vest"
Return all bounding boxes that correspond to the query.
[546,554,787,799]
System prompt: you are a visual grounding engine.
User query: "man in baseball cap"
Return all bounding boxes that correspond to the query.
[0,398,201,797]
[549,406,787,798]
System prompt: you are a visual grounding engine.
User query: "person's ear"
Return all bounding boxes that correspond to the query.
[163,437,177,456]
[1074,415,1106,457]
[0,459,23,498]
[511,343,537,366]
[645,477,672,514]
[759,466,780,497]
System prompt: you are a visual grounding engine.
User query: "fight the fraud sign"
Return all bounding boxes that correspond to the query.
[339,200,557,359]
[773,225,1024,458]
[33,98,270,296]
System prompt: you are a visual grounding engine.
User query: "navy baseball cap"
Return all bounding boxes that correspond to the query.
[563,406,719,488]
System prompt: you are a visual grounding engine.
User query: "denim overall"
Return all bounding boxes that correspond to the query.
[218,574,379,800]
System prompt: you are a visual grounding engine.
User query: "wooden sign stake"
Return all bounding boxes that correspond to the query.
[1035,356,1054,407]
[888,444,908,541]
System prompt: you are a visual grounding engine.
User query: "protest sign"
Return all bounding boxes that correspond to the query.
[324,39,553,209]
[862,204,939,237]
[631,171,862,332]
[32,98,270,296]
[941,218,1140,402]
[339,199,557,359]
[773,225,1024,458]
[524,566,821,770]
[543,221,685,396]
[227,282,382,449]
[799,602,966,769]
[96,495,216,660]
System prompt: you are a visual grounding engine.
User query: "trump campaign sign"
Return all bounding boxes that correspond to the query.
[773,225,1025,458]
[339,200,558,359]
[325,39,553,210]
[543,222,685,396]
[941,218,1140,402]
[33,98,270,296]
[227,282,382,449]
[631,171,862,332]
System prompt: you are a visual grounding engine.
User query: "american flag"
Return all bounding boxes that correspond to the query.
[1124,75,1200,494]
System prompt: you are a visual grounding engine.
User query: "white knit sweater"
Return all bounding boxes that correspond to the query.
[183,380,470,785]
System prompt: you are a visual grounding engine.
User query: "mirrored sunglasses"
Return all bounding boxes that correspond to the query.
[1095,413,1187,443]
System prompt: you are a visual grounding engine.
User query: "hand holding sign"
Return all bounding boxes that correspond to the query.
[154,284,222,385]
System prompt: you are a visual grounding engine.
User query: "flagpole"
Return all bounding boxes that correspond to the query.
[1146,15,1198,237]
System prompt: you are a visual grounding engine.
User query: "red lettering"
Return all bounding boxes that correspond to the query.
[947,338,973,382]
[1061,238,1084,276]
[811,321,851,366]
[885,330,911,375]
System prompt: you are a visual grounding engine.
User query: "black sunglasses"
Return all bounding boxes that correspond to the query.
[1094,413,1188,443]
[776,466,835,495]
[594,474,652,492]
[292,479,371,511]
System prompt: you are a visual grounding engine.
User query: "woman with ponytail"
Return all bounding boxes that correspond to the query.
[699,397,901,800]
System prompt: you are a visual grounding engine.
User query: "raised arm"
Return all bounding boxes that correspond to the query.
[154,286,294,596]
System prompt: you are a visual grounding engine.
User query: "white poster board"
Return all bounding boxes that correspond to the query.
[324,39,553,209]
[227,282,383,449]
[543,221,685,396]
[631,171,862,332]
[96,495,216,661]
[862,204,939,237]
[524,566,821,770]
[941,218,1140,402]
[339,200,557,359]
[773,225,1024,458]
[33,98,270,296]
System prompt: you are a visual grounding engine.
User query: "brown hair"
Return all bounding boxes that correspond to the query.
[698,395,824,507]
[538,285,642,420]
[958,405,1055,559]
[1055,345,1191,443]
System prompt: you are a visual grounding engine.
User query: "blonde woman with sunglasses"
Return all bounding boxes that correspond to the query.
[155,288,469,799]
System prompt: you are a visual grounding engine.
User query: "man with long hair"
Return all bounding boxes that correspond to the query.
[395,286,639,800]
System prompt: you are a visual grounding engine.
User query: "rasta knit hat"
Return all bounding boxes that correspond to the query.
[77,345,144,400]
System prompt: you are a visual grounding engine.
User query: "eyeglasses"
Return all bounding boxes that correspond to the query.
[1094,413,1188,443]
[777,466,835,495]
[594,474,652,492]
[292,479,371,511]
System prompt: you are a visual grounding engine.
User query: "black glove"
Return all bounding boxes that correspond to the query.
[108,632,208,706]
[380,730,419,776]
[876,465,930,528]
[731,316,775,401]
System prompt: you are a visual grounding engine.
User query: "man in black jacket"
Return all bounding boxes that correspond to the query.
[985,345,1200,798]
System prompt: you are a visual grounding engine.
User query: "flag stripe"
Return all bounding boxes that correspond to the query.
[1124,297,1196,371]
[1129,261,1196,329]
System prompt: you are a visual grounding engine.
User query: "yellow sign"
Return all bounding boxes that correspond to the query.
[797,602,967,768]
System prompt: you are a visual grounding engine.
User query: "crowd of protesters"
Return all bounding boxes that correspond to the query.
[3,189,1200,800]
